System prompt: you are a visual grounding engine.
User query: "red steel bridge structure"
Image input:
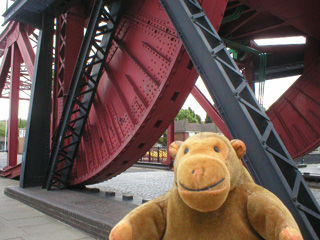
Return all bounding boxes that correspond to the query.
[0,0,319,239]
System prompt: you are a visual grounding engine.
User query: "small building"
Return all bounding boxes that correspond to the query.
[18,128,26,154]
[0,129,26,153]
[174,119,221,141]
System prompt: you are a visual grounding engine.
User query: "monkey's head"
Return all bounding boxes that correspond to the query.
[169,132,246,212]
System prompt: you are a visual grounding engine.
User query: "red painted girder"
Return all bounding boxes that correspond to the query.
[0,22,35,54]
[0,96,30,100]
[165,122,174,166]
[8,43,20,167]
[52,7,85,135]
[68,0,228,186]
[266,57,320,159]
[0,22,35,96]
[16,26,35,79]
[237,0,320,41]
[0,22,35,176]
[191,85,232,140]
[0,47,11,96]
[0,22,16,57]
[201,0,229,31]
[0,163,21,179]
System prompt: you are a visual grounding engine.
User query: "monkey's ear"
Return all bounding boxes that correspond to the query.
[231,140,246,159]
[169,141,183,158]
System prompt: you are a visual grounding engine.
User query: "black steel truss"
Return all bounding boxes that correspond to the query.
[161,0,320,239]
[43,0,124,190]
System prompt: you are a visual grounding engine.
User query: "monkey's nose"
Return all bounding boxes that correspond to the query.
[192,168,205,183]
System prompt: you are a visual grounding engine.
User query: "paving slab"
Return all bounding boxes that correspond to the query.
[0,178,96,240]
[4,183,136,240]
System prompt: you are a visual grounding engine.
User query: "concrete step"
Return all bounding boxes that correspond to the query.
[5,185,136,239]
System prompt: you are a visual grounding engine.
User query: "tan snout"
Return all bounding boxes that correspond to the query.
[178,156,228,190]
[177,155,231,212]
[192,168,204,184]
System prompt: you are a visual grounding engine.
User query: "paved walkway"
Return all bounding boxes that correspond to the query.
[0,178,94,240]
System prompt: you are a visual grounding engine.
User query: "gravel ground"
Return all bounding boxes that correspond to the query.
[88,166,320,204]
[88,169,174,200]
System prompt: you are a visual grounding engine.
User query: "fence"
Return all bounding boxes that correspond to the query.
[139,147,168,164]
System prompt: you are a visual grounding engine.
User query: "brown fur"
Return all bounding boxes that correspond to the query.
[109,132,303,240]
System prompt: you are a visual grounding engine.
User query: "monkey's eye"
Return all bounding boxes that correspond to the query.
[184,148,189,154]
[214,146,220,153]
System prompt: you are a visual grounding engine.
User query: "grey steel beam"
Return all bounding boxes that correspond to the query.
[46,0,83,17]
[161,0,320,239]
[2,0,29,25]
[13,10,42,29]
[3,0,81,27]
[20,13,54,188]
[43,0,125,190]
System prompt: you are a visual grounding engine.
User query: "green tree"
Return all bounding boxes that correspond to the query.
[0,119,27,137]
[157,108,202,146]
[204,114,212,123]
[18,119,27,128]
[175,107,202,123]
[0,121,6,137]
[195,114,201,123]
[158,130,167,146]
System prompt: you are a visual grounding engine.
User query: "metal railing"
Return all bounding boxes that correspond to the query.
[139,147,168,164]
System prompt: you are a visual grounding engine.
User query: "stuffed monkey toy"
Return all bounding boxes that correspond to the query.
[110,132,303,240]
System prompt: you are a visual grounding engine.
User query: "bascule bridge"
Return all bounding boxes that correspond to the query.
[0,0,319,239]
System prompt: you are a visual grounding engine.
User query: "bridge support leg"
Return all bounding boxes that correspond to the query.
[7,43,20,167]
[167,122,175,167]
[20,14,54,188]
